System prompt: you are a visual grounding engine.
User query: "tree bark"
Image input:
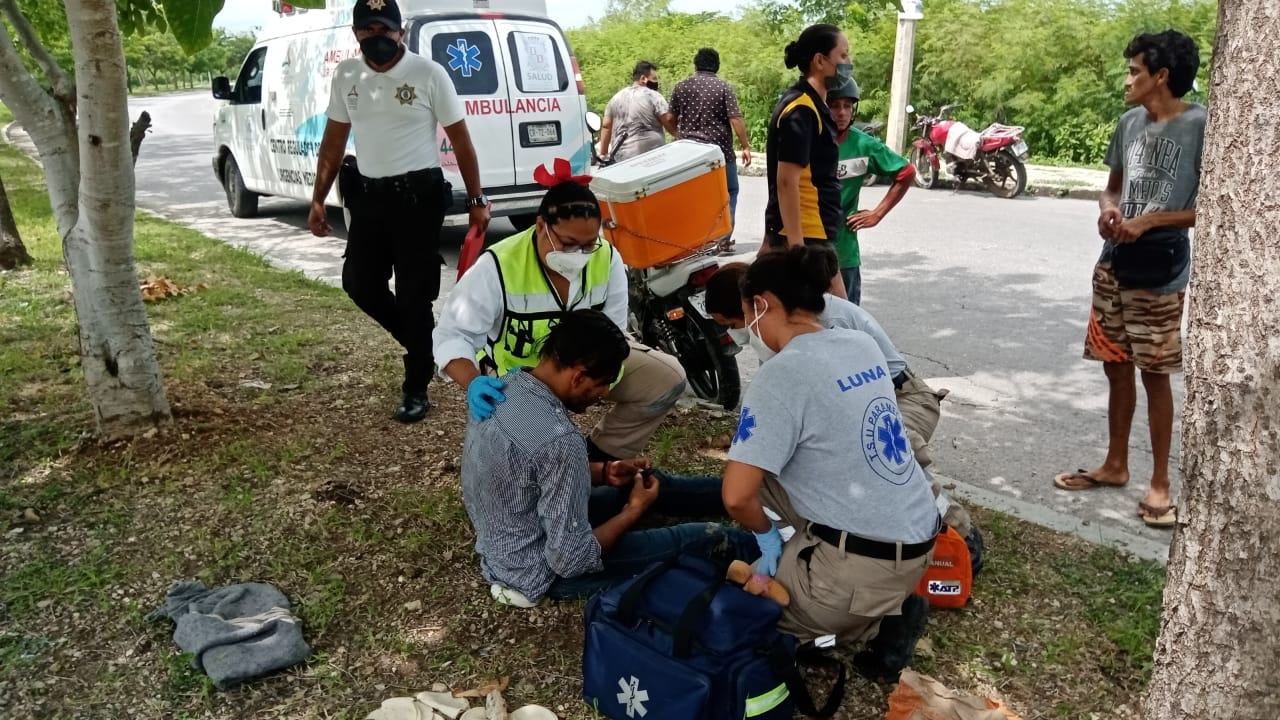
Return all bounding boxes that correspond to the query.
[1142,2,1280,718]
[62,0,171,436]
[0,170,32,269]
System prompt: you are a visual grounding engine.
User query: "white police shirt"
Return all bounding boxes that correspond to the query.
[326,50,464,178]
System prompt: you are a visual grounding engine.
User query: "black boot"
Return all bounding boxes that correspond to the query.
[393,390,429,423]
[852,593,929,681]
[394,354,430,423]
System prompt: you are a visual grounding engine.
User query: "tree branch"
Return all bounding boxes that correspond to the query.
[0,0,74,102]
[0,16,58,127]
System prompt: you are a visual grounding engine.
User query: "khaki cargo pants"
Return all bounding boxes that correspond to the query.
[591,340,687,459]
[896,370,947,468]
[760,476,931,644]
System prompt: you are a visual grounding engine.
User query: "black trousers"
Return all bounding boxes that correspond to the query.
[341,169,448,396]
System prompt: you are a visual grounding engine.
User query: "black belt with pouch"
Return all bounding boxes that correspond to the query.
[339,157,453,212]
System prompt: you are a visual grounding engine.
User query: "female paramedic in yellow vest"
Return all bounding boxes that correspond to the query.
[433,160,688,461]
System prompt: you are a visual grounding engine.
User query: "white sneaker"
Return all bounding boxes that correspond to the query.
[490,583,537,608]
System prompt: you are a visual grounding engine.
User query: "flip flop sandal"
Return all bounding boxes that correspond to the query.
[1053,469,1128,491]
[1139,502,1178,528]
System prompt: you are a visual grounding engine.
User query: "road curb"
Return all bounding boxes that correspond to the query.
[739,157,1103,200]
[930,177,1103,201]
[933,472,1169,565]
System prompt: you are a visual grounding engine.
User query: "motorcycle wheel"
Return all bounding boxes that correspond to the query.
[986,150,1028,199]
[653,300,741,410]
[909,147,937,189]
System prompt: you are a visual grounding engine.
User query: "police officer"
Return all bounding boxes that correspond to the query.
[309,0,490,423]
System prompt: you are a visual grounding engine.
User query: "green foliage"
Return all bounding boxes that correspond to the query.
[568,0,1218,164]
[157,0,222,54]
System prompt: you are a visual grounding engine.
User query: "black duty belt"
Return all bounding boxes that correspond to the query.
[809,522,936,561]
[361,166,443,194]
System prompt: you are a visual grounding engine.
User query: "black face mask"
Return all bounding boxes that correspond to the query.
[360,35,399,66]
[645,80,659,92]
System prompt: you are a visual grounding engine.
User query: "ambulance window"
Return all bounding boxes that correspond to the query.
[430,32,499,95]
[507,32,568,94]
[233,46,268,105]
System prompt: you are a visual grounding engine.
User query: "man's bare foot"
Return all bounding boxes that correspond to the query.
[1138,488,1173,517]
[1052,466,1129,490]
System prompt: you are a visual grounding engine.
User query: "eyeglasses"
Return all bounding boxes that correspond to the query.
[546,226,602,254]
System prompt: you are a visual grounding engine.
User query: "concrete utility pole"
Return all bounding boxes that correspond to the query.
[886,0,923,155]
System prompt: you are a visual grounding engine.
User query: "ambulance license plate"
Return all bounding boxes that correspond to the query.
[527,122,559,145]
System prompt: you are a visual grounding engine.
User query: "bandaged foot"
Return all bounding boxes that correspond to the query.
[727,560,790,606]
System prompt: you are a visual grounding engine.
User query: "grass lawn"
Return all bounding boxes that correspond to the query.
[0,140,1164,719]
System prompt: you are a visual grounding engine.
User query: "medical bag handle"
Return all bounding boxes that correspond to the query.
[670,576,734,658]
[614,556,683,624]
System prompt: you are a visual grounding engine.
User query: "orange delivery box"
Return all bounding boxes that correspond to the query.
[589,140,732,269]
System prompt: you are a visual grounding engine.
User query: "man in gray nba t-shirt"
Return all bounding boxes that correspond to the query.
[1055,30,1204,530]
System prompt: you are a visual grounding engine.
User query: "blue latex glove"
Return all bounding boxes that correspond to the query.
[467,376,506,422]
[753,522,784,577]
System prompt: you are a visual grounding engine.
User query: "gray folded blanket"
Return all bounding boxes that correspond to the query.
[146,580,311,689]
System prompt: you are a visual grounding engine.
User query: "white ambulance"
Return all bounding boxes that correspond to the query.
[210,0,591,230]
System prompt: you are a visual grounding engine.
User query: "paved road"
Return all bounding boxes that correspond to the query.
[120,91,1178,559]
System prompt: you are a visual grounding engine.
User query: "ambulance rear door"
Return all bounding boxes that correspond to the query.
[412,16,517,195]
[494,18,591,182]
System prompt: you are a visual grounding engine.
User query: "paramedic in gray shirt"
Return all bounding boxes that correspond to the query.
[705,261,947,467]
[720,247,940,644]
[460,310,756,607]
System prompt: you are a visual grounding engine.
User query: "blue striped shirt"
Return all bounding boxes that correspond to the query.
[461,370,603,601]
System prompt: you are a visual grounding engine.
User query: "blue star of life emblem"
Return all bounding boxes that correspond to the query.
[877,415,908,465]
[446,38,483,77]
[733,406,757,445]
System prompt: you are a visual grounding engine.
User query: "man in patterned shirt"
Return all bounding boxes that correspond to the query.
[670,48,754,231]
[461,310,756,607]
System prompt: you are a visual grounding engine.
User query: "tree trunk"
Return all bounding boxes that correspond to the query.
[1142,2,1280,718]
[63,0,171,436]
[0,170,33,268]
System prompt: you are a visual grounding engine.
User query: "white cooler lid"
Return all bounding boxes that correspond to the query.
[590,140,725,199]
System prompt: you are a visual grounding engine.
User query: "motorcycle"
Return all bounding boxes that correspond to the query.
[906,103,1030,199]
[584,111,742,409]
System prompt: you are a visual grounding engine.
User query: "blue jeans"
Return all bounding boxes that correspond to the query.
[725,158,740,230]
[545,471,758,600]
[841,266,862,305]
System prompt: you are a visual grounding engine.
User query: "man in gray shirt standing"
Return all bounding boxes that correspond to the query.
[598,61,677,162]
[1053,30,1205,530]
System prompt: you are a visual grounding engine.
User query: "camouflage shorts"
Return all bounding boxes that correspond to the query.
[1083,262,1185,373]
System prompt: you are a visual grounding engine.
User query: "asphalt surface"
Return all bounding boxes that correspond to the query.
[11,90,1179,560]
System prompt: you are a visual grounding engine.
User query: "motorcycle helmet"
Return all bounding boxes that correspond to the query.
[829,77,860,102]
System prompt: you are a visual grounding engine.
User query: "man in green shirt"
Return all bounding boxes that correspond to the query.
[829,78,914,304]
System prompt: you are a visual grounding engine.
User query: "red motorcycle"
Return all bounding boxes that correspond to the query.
[907,103,1030,199]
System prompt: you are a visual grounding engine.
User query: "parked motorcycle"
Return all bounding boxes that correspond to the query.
[584,112,741,409]
[907,103,1030,199]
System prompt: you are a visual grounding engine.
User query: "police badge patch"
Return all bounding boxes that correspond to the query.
[367,0,387,10]
[395,84,417,106]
